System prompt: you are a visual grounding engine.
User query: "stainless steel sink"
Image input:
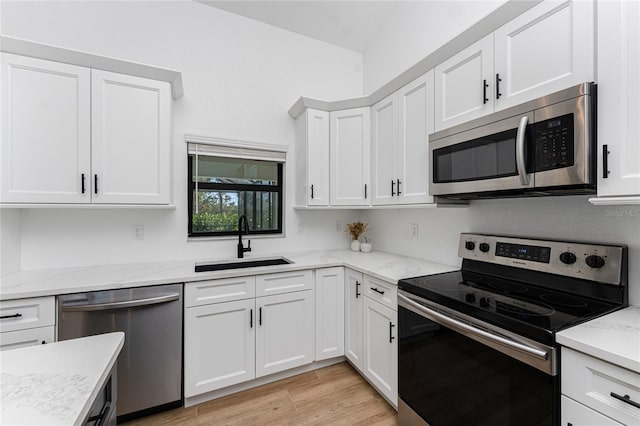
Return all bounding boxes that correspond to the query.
[194,257,292,273]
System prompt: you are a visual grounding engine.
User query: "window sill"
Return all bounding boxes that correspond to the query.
[187,233,285,242]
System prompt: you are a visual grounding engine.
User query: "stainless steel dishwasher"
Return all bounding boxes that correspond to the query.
[58,284,183,422]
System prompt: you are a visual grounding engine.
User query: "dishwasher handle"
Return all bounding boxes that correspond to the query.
[61,293,180,312]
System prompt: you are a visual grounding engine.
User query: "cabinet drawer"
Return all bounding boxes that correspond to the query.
[256,270,313,297]
[562,348,640,426]
[561,395,622,426]
[0,297,55,332]
[185,276,255,307]
[363,275,397,310]
[0,326,55,351]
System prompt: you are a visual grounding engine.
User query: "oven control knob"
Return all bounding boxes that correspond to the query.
[479,243,490,253]
[585,255,606,269]
[465,241,476,251]
[465,293,476,303]
[479,297,490,308]
[559,252,577,265]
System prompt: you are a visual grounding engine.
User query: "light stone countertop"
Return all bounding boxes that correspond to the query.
[0,332,124,425]
[0,249,459,300]
[556,306,640,374]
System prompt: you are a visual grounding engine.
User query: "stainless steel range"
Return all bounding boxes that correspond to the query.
[397,233,628,426]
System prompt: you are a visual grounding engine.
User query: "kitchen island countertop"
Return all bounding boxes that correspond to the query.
[0,332,124,425]
[0,249,458,300]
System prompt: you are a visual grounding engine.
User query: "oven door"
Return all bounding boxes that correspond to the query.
[429,112,535,196]
[398,292,558,426]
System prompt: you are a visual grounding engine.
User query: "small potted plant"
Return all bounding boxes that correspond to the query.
[345,221,368,252]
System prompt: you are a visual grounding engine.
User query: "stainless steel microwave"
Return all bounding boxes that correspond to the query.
[429,83,596,199]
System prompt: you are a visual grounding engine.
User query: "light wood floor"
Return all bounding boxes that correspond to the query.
[121,362,398,426]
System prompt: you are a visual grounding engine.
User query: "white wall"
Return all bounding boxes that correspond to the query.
[0,1,363,270]
[362,197,640,306]
[362,0,506,93]
[0,210,21,276]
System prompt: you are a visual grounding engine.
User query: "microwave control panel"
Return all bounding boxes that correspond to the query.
[534,113,574,172]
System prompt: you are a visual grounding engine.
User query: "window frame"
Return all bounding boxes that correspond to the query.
[187,154,284,238]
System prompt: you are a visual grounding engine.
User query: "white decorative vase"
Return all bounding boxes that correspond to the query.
[360,242,372,253]
[350,240,361,252]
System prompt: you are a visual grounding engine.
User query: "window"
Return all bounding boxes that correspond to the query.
[187,142,284,237]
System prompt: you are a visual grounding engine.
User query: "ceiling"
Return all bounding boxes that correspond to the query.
[197,1,412,53]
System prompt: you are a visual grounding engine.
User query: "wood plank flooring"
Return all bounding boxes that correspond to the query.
[121,362,398,426]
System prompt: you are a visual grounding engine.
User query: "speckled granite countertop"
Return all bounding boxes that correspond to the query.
[0,332,124,425]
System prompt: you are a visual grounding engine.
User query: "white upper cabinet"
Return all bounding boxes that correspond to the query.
[330,107,371,206]
[435,0,594,132]
[294,108,330,206]
[594,0,640,201]
[0,53,172,206]
[1,53,91,204]
[434,34,494,132]
[493,0,594,111]
[91,70,171,204]
[373,71,434,205]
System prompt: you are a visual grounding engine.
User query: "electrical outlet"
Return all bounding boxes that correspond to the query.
[410,223,419,239]
[335,221,342,232]
[132,225,144,240]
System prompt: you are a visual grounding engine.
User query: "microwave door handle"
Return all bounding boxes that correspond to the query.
[516,115,530,186]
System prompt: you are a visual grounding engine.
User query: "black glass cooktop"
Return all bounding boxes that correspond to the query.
[399,269,623,345]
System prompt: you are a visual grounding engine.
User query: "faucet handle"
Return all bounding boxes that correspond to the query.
[247,240,252,251]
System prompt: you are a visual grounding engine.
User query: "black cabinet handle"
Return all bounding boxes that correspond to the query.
[603,144,610,179]
[41,340,46,345]
[389,322,395,343]
[391,180,395,196]
[397,179,402,195]
[610,392,640,409]
[496,74,502,99]
[0,313,22,319]
[371,287,385,295]
[483,79,489,104]
[259,307,262,326]
[250,309,253,328]
[81,173,86,194]
[310,184,314,199]
[355,280,361,298]
[364,184,367,199]
[94,174,98,194]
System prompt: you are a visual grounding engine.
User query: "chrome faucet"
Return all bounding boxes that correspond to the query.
[237,215,252,258]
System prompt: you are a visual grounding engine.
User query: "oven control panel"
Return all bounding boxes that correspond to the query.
[459,233,625,285]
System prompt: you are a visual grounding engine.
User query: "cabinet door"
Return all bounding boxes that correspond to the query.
[256,290,314,377]
[306,109,330,206]
[596,0,640,198]
[434,34,494,132]
[371,93,398,206]
[0,53,91,204]
[91,69,171,204]
[363,297,397,406]
[184,299,255,397]
[344,268,364,371]
[330,108,371,206]
[397,70,434,204]
[0,326,54,351]
[494,0,594,111]
[314,267,344,361]
[561,396,623,426]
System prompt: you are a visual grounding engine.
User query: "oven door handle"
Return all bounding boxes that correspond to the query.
[398,293,548,361]
[516,115,530,186]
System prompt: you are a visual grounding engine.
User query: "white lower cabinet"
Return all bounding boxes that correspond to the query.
[256,291,314,377]
[363,297,398,406]
[561,395,622,426]
[344,268,364,370]
[0,296,56,351]
[184,270,314,399]
[184,298,255,397]
[315,267,344,361]
[0,326,55,351]
[344,268,398,407]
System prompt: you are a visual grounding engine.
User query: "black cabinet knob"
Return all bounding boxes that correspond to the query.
[585,255,605,269]
[559,252,577,265]
[465,293,476,303]
[465,241,476,251]
[479,243,490,253]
